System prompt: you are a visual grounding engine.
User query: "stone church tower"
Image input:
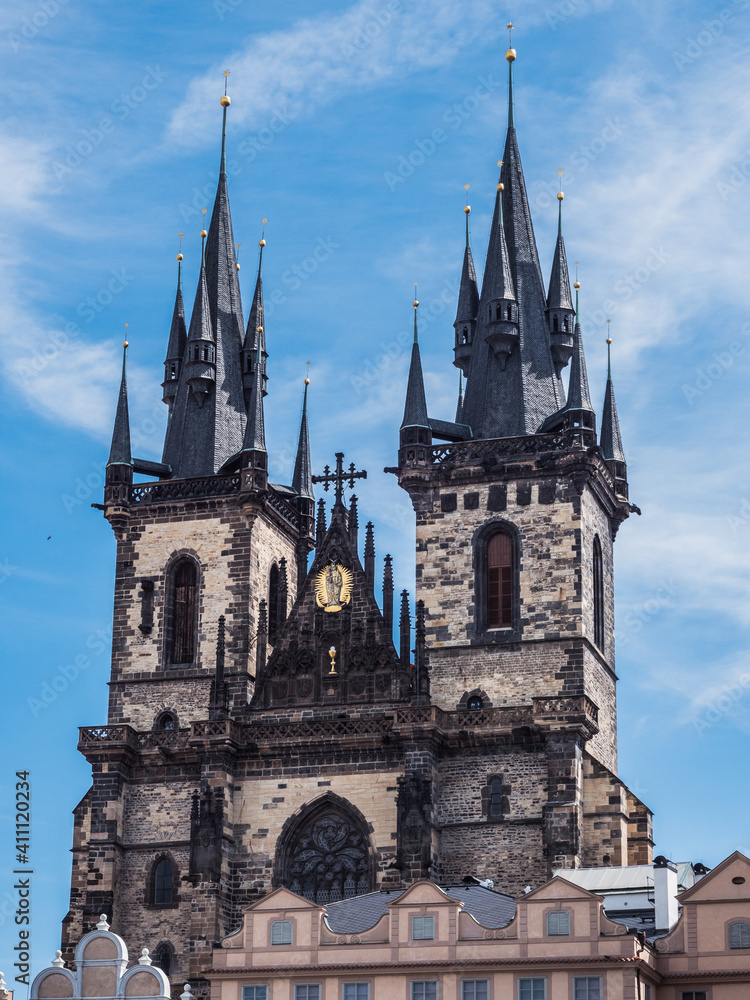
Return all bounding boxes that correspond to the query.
[62,51,652,994]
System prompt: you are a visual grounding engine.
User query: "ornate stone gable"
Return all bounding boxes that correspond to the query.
[251,501,408,710]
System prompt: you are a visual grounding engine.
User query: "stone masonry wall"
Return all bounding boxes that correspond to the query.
[107,499,298,729]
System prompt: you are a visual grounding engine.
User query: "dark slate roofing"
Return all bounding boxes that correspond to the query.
[242,342,266,454]
[460,63,565,441]
[600,354,625,463]
[186,251,214,345]
[245,242,268,389]
[164,262,187,364]
[546,202,574,313]
[481,182,515,307]
[292,381,313,498]
[161,110,248,479]
[324,885,516,934]
[401,309,430,430]
[108,344,131,467]
[454,223,479,328]
[565,319,593,413]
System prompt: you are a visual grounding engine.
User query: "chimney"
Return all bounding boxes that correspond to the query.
[653,855,679,933]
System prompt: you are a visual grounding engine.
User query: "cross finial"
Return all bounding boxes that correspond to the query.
[312,452,367,507]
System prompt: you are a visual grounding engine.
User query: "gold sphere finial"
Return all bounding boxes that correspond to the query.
[606,337,612,344]
[259,239,266,247]
[413,299,419,308]
[177,253,183,261]
[497,181,505,191]
[220,95,231,107]
[257,326,263,334]
[123,341,128,348]
[574,281,580,290]
[304,377,310,385]
[506,48,516,62]
[200,230,207,238]
[557,191,564,201]
[464,205,471,214]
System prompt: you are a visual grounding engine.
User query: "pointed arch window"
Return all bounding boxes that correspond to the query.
[151,942,174,976]
[487,532,512,629]
[593,536,604,650]
[171,560,197,664]
[150,857,176,907]
[276,797,373,904]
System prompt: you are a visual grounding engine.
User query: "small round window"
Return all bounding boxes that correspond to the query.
[467,695,483,711]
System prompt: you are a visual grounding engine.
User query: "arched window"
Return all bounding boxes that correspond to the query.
[152,858,175,906]
[490,779,503,818]
[268,564,280,644]
[151,942,173,976]
[553,314,559,332]
[467,695,483,711]
[170,560,197,664]
[546,910,570,936]
[729,921,750,949]
[487,532,512,629]
[482,774,509,821]
[155,711,177,731]
[507,304,512,321]
[276,796,373,904]
[593,536,604,650]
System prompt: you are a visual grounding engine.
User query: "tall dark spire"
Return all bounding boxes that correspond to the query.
[292,377,313,499]
[243,226,268,408]
[364,522,375,593]
[455,370,464,424]
[461,40,564,440]
[239,340,268,492]
[108,341,132,471]
[161,92,247,478]
[181,235,216,406]
[546,187,575,377]
[400,299,430,433]
[600,332,628,499]
[453,195,480,376]
[383,554,394,636]
[565,286,593,415]
[162,253,187,410]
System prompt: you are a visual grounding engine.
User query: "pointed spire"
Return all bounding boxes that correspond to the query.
[348,494,359,547]
[546,182,575,377]
[364,522,375,592]
[600,332,625,464]
[453,191,480,376]
[209,615,228,720]
[399,589,411,674]
[382,555,394,637]
[255,599,268,679]
[292,376,313,499]
[506,24,516,128]
[401,297,430,431]
[278,557,288,626]
[182,234,216,406]
[316,498,327,545]
[564,285,593,414]
[242,340,266,455]
[243,224,268,405]
[108,340,132,469]
[163,247,187,408]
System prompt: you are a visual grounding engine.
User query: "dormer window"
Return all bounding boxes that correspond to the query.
[546,910,570,936]
[412,915,435,940]
[271,919,293,945]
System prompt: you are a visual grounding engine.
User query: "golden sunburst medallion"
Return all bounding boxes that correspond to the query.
[314,562,353,612]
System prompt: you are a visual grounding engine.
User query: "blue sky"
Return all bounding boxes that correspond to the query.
[1,0,750,983]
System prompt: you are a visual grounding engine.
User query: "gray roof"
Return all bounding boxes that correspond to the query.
[454,236,479,328]
[565,320,593,413]
[244,244,268,396]
[554,862,694,894]
[242,342,266,454]
[324,885,516,934]
[546,205,574,313]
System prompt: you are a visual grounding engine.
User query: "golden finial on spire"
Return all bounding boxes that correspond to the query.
[221,69,231,107]
[200,208,207,239]
[177,232,184,261]
[413,281,419,309]
[557,168,564,201]
[574,261,580,290]
[497,159,504,192]
[305,360,311,386]
[236,242,241,271]
[464,183,471,214]
[259,218,267,248]
[606,318,612,345]
[506,23,516,62]
[123,322,129,349]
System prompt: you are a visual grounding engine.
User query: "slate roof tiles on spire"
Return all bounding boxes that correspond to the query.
[547,195,574,314]
[600,337,625,463]
[401,300,429,430]
[292,378,314,499]
[108,342,132,468]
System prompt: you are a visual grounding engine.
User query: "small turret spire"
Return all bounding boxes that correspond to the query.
[292,374,313,499]
[108,339,132,470]
[600,325,628,499]
[546,175,575,376]
[401,295,429,431]
[455,370,464,423]
[242,340,266,454]
[162,242,188,410]
[364,522,375,592]
[563,283,593,415]
[382,554,394,635]
[243,222,268,406]
[453,188,480,376]
[182,230,216,406]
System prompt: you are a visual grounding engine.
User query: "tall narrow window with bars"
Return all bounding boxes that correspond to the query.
[487,532,512,629]
[268,563,280,644]
[171,560,197,664]
[593,536,604,650]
